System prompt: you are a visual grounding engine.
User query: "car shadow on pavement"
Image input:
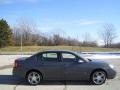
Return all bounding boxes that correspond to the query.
[0,75,93,85]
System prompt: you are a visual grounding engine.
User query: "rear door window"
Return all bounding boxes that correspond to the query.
[42,52,58,61]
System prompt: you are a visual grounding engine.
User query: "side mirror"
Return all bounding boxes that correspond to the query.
[88,59,92,61]
[78,59,85,63]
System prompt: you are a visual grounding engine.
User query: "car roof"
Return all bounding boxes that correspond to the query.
[40,50,77,53]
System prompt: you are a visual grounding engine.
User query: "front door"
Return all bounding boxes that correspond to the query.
[61,52,86,80]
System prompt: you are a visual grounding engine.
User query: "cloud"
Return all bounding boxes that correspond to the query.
[45,19,100,26]
[78,19,99,25]
[0,0,13,4]
[24,0,39,3]
[0,0,39,5]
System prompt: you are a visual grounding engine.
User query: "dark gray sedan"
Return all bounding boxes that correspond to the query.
[13,50,116,85]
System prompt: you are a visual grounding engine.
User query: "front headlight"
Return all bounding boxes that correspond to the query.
[109,64,114,68]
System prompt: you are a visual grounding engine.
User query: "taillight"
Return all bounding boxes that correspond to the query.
[13,60,18,68]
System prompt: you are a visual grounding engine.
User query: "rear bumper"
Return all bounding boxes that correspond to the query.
[12,67,26,78]
[107,68,117,79]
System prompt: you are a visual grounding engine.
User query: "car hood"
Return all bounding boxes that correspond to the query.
[88,59,109,65]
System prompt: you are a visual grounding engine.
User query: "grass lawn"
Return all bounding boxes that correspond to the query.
[0,46,120,52]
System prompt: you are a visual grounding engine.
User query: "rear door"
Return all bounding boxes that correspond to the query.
[37,52,64,80]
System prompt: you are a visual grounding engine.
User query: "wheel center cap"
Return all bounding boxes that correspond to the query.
[97,76,101,80]
[32,76,36,80]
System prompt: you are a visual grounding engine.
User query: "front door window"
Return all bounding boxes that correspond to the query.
[61,53,77,62]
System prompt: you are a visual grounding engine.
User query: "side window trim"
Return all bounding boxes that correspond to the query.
[36,53,42,61]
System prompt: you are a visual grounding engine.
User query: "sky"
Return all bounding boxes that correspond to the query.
[0,0,120,45]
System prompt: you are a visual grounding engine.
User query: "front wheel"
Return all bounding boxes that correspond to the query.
[26,71,42,85]
[91,70,106,85]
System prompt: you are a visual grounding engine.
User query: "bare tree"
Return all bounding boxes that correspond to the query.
[99,24,116,48]
[13,18,39,46]
[81,32,97,47]
[12,27,21,46]
[83,32,91,44]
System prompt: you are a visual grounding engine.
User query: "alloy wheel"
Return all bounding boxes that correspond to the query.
[27,71,41,85]
[92,71,106,85]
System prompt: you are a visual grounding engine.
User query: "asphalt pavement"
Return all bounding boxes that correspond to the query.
[0,55,120,90]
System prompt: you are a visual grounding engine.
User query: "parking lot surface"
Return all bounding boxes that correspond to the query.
[0,55,120,90]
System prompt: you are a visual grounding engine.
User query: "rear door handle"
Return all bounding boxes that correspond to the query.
[41,62,44,65]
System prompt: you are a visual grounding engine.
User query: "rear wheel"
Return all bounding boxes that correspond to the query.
[26,71,42,85]
[91,70,106,85]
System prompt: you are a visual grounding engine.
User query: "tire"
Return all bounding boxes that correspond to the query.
[91,70,106,85]
[26,71,42,85]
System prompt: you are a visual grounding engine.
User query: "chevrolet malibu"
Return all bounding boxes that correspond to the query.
[13,50,116,85]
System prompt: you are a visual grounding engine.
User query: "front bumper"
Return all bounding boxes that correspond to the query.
[107,68,117,79]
